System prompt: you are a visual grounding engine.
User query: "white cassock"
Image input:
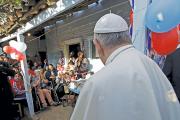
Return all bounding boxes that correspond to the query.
[70,45,180,120]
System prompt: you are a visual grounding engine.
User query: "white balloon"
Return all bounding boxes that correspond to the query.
[10,53,16,59]
[9,40,27,52]
[9,40,17,48]
[16,42,27,52]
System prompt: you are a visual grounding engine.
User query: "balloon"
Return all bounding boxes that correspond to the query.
[9,40,27,52]
[145,0,180,33]
[16,42,27,52]
[9,40,17,47]
[10,53,16,59]
[16,52,25,61]
[152,26,179,55]
[3,46,16,54]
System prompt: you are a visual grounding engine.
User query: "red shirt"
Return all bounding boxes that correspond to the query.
[9,78,25,96]
[57,66,64,72]
[28,69,35,76]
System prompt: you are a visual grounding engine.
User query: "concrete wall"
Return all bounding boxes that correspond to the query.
[45,0,130,72]
[25,35,46,59]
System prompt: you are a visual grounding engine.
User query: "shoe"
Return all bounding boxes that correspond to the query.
[50,101,58,106]
[42,103,48,108]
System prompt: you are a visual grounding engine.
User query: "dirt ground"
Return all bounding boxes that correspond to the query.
[23,105,74,120]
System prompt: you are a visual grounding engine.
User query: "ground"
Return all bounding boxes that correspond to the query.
[23,105,73,120]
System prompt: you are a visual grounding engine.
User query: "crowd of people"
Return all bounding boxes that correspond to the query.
[0,49,93,119]
[28,50,93,110]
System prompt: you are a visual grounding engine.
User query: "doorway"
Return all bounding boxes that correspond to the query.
[38,51,47,67]
[69,43,80,59]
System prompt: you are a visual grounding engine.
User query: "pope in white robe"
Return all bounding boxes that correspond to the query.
[70,13,180,120]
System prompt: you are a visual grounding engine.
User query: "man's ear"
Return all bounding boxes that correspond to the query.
[93,39,100,50]
[93,39,105,56]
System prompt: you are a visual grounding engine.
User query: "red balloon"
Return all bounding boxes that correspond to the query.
[152,26,179,55]
[16,52,25,61]
[177,24,180,43]
[3,46,16,54]
[129,9,133,25]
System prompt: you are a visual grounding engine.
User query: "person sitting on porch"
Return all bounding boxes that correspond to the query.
[66,61,75,73]
[69,70,76,81]
[57,63,65,74]
[45,64,58,87]
[75,51,89,79]
[32,69,57,108]
[43,59,49,69]
[32,62,41,71]
[69,51,76,64]
[10,73,25,98]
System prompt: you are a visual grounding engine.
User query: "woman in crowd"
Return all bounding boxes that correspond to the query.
[32,69,57,108]
[69,52,76,64]
[58,51,65,66]
[45,64,58,87]
[33,62,41,70]
[69,70,76,81]
[75,51,89,79]
[9,72,25,98]
[43,59,49,69]
[57,63,65,74]
[28,66,35,78]
[66,61,75,73]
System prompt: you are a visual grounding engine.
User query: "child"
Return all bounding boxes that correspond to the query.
[10,73,25,98]
[66,61,75,73]
[57,63,65,74]
[69,70,76,81]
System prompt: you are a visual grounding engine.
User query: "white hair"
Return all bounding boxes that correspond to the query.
[94,31,132,48]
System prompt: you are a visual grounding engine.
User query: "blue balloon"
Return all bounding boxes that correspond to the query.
[145,0,180,33]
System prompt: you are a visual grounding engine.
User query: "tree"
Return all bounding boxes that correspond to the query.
[0,0,22,8]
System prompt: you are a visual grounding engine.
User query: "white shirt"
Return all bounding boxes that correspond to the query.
[70,45,180,120]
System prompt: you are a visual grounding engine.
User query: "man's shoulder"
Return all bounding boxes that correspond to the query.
[89,64,123,84]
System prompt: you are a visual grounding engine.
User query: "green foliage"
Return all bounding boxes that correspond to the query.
[14,0,21,6]
[0,0,21,6]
